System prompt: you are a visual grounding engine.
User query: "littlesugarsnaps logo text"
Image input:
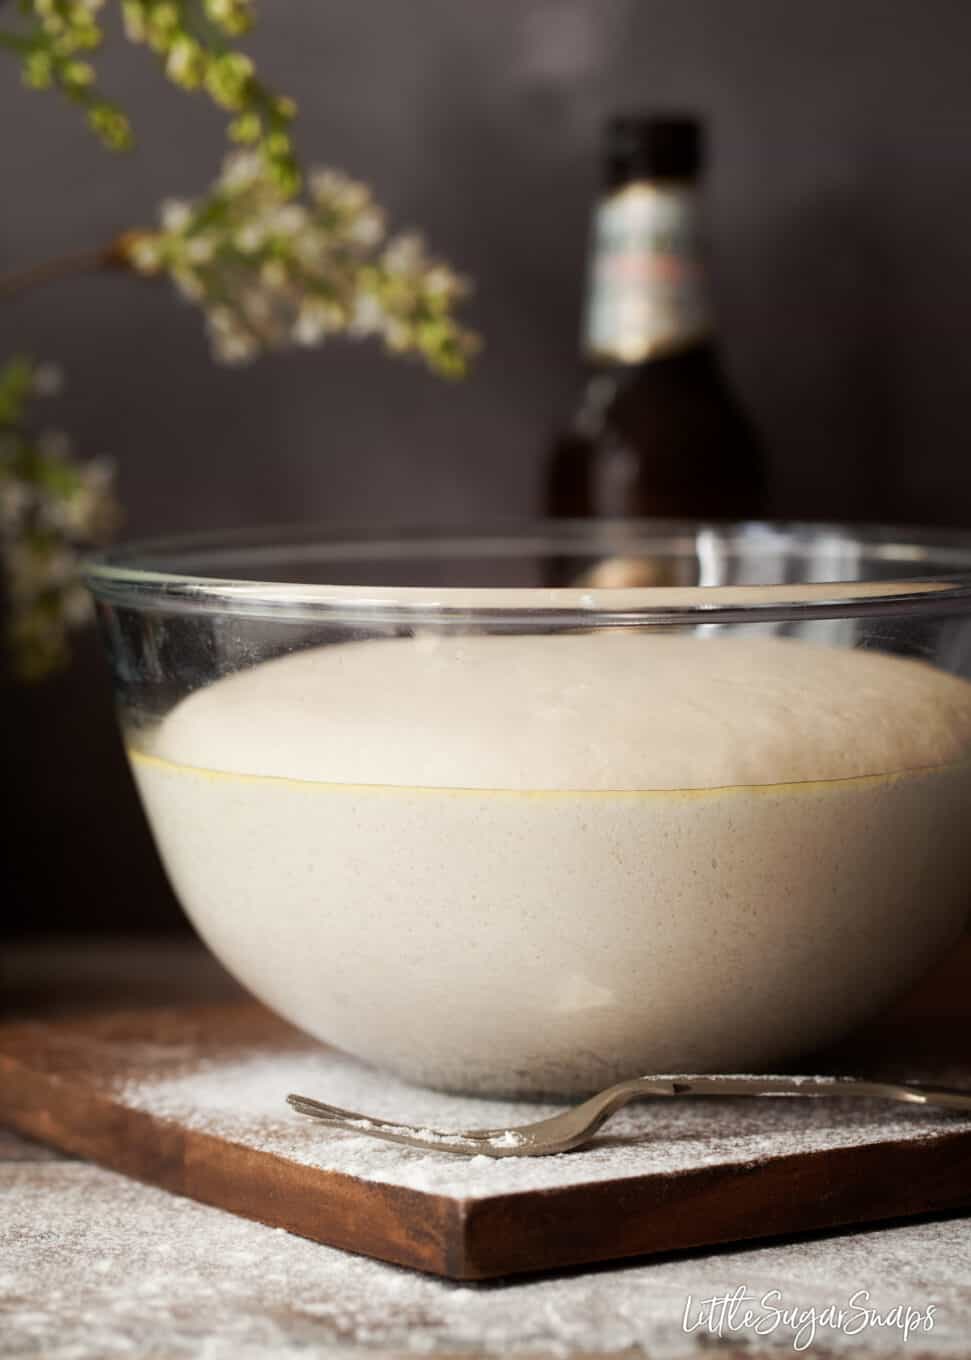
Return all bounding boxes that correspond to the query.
[681,1286,936,1352]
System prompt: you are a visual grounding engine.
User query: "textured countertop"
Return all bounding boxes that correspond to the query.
[3,936,971,1358]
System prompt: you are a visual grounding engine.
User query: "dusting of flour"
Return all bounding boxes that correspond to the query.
[116,1047,971,1197]
[5,1154,971,1358]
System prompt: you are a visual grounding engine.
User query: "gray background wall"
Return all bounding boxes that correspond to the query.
[5,0,971,933]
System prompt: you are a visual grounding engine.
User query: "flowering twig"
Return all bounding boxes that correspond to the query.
[0,159,478,377]
[0,357,119,679]
[1,0,299,185]
[0,242,128,300]
[0,1,477,376]
[0,3,478,679]
[124,155,477,375]
[0,0,132,150]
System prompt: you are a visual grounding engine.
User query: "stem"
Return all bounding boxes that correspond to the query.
[0,239,131,300]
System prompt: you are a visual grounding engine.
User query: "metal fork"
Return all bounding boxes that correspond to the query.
[286,1074,971,1158]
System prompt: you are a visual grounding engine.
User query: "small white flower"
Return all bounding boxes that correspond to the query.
[185,236,215,264]
[166,38,200,84]
[215,333,259,363]
[334,182,370,216]
[383,317,412,351]
[260,258,288,288]
[293,300,338,345]
[122,4,146,39]
[172,267,205,301]
[348,208,384,249]
[129,238,163,272]
[80,456,116,498]
[423,265,459,299]
[349,293,383,336]
[239,288,274,327]
[293,313,323,345]
[206,309,258,363]
[221,151,263,192]
[308,167,341,201]
[234,222,266,253]
[272,203,308,235]
[161,198,192,232]
[206,305,237,336]
[291,232,325,267]
[383,233,424,275]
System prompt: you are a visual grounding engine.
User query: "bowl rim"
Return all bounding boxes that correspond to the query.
[82,517,971,627]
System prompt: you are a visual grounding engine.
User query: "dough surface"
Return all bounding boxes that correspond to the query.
[150,633,971,791]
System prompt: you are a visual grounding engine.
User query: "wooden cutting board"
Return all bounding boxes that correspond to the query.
[2,974,971,1281]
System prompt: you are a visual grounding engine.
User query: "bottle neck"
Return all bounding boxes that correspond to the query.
[581,178,712,366]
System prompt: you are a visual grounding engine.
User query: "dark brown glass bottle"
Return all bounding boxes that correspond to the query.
[547,115,766,582]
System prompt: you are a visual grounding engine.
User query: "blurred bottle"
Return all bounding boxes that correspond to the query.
[546,114,766,585]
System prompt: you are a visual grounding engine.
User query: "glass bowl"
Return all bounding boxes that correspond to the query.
[85,520,971,1095]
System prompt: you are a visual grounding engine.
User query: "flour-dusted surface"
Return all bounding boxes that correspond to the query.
[7,937,971,1358]
[118,1046,971,1198]
[4,1146,971,1359]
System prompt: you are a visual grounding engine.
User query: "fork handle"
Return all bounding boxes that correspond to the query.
[629,1074,971,1112]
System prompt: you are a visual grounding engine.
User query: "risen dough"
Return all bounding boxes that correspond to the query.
[133,632,971,1091]
[154,633,971,791]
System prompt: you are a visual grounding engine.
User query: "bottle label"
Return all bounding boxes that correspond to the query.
[583,182,710,363]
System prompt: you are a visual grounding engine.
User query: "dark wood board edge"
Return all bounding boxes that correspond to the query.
[6,1043,971,1281]
[458,1129,971,1278]
[5,1003,971,1282]
[0,1054,466,1279]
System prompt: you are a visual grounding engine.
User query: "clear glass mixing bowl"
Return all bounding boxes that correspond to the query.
[85,520,971,1094]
